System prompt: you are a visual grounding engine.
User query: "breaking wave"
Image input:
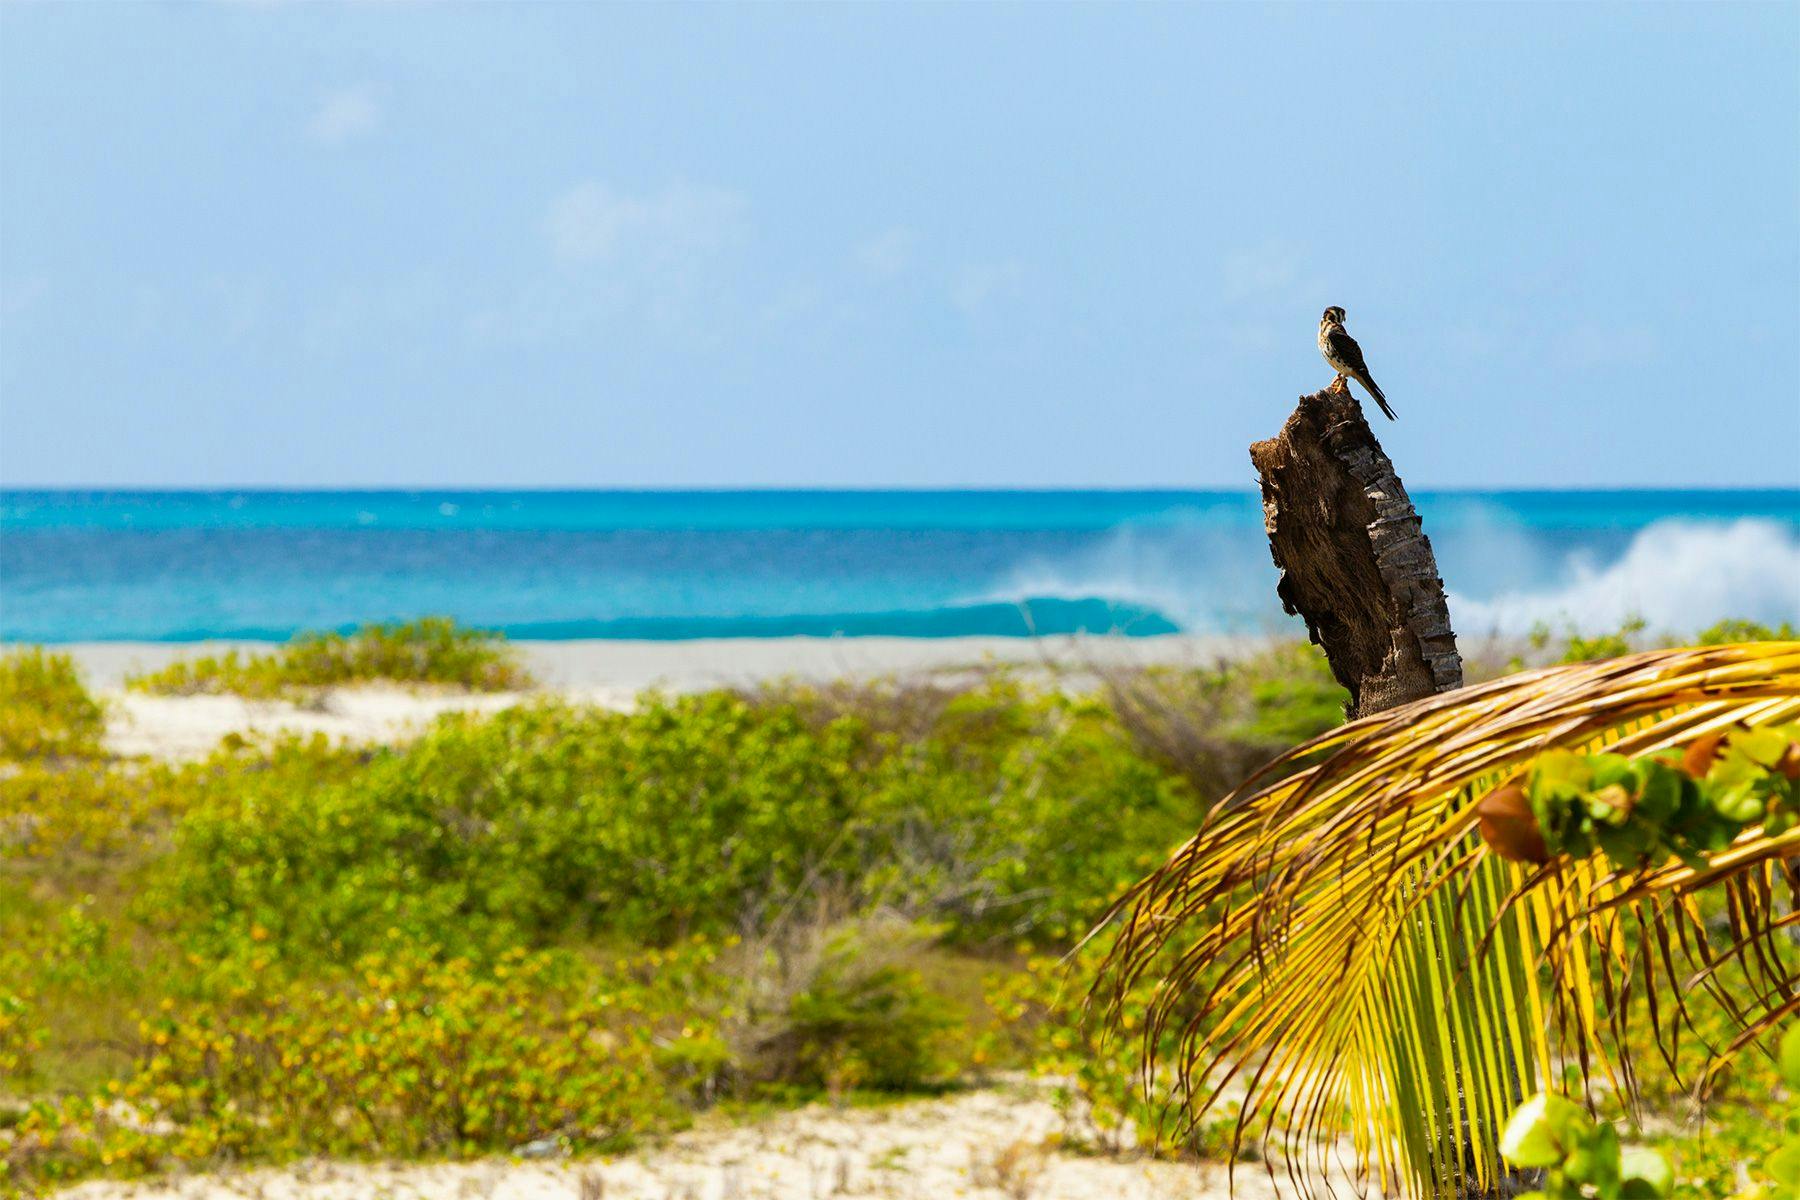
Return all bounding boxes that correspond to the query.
[1448,518,1800,637]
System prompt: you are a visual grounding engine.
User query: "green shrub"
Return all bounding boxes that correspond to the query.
[1498,1090,1673,1199]
[2,943,728,1190]
[0,989,41,1084]
[0,648,106,761]
[125,617,531,698]
[146,697,870,958]
[1695,618,1797,645]
[1535,616,1650,664]
[1,763,167,861]
[779,959,953,1093]
[851,681,1201,942]
[744,921,959,1094]
[1101,644,1346,802]
[1512,726,1800,871]
[2,734,369,865]
[983,934,1250,1159]
[1522,616,1794,669]
[148,685,1202,960]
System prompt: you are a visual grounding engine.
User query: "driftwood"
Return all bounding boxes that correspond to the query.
[1250,378,1462,717]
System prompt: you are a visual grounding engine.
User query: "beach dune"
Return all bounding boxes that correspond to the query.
[55,635,1271,760]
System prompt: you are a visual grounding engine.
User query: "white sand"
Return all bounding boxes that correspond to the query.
[56,1085,1287,1200]
[53,636,1274,761]
[58,636,1265,693]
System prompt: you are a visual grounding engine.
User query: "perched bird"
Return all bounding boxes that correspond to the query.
[1318,306,1396,421]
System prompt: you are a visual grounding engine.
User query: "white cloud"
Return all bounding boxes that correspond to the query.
[471,181,748,344]
[950,261,1024,317]
[544,181,745,266]
[853,227,918,276]
[306,86,380,146]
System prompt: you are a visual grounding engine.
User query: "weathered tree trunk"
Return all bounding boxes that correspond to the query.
[1249,379,1462,716]
[1254,382,1513,1197]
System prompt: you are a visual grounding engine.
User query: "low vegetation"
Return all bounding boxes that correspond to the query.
[0,624,1792,1195]
[1531,616,1795,665]
[124,617,531,698]
[0,650,105,761]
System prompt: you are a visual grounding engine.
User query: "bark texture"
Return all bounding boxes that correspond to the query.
[1250,379,1462,717]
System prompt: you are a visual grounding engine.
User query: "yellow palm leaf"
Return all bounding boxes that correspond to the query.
[1095,642,1800,1197]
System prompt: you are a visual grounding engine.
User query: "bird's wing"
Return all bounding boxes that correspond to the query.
[1326,326,1371,375]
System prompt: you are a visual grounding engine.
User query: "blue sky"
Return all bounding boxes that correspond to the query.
[1,2,1795,489]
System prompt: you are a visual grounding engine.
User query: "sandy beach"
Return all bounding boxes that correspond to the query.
[57,635,1264,693]
[52,635,1272,761]
[55,1084,1281,1200]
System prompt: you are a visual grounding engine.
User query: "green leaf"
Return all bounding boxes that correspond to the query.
[1597,822,1655,872]
[1780,1023,1800,1091]
[1501,1093,1592,1169]
[1713,781,1767,824]
[1584,784,1634,826]
[1589,1122,1622,1194]
[1734,727,1790,770]
[1500,1094,1567,1168]
[1619,1146,1673,1198]
[1532,752,1593,802]
[1767,1136,1800,1188]
[1588,753,1636,790]
[1633,762,1683,823]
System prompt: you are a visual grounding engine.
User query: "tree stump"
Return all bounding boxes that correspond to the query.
[1250,379,1462,716]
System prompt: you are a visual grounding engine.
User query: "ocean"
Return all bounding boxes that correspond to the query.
[1,490,1796,643]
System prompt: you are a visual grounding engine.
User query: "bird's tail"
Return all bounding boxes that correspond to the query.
[1359,373,1396,421]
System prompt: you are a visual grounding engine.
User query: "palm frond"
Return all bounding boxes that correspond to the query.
[1095,642,1800,1198]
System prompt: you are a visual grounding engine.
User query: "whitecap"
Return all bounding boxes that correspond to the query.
[1449,518,1800,637]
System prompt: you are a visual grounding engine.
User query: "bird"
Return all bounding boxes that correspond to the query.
[1318,306,1396,421]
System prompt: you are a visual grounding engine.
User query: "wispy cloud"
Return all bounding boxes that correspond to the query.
[306,85,380,146]
[472,181,748,344]
[544,181,745,266]
[950,261,1024,318]
[853,227,918,277]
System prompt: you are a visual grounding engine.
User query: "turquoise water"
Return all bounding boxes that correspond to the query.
[2,490,1796,642]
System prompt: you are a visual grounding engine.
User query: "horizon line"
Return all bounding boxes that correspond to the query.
[3,484,1798,496]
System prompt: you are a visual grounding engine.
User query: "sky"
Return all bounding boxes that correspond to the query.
[1,2,1796,490]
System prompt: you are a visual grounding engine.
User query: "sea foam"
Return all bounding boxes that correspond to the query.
[1449,518,1800,637]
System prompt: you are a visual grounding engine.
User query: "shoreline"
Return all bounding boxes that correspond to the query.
[41,634,1279,761]
[45,634,1275,693]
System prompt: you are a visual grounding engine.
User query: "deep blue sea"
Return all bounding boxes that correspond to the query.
[1,490,1796,643]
